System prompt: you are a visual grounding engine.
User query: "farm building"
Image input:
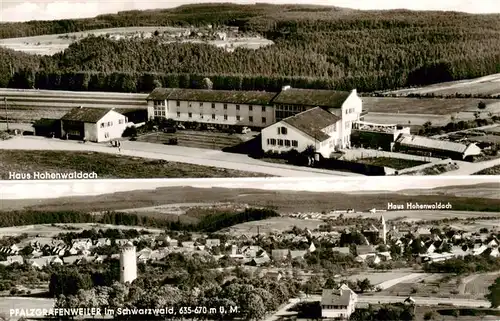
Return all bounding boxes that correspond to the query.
[146,86,363,131]
[60,107,128,142]
[394,135,482,160]
[261,107,343,158]
[351,121,411,151]
[33,118,61,137]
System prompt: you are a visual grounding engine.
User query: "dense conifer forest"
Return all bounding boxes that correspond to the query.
[1,4,500,92]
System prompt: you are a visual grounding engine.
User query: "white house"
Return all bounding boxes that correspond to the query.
[60,107,129,142]
[321,284,358,319]
[147,88,277,128]
[261,107,342,158]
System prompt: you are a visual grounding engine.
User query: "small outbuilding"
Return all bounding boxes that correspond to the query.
[395,134,482,160]
[60,107,128,142]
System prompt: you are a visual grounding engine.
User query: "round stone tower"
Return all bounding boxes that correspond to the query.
[119,241,137,284]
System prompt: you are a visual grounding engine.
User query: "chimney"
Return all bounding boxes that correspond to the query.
[282,85,291,91]
[351,89,357,94]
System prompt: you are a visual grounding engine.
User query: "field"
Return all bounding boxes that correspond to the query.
[356,157,427,170]
[1,88,148,123]
[0,150,266,180]
[384,73,500,97]
[227,217,323,235]
[0,26,273,56]
[381,273,461,298]
[136,130,249,150]
[361,96,500,126]
[463,272,500,299]
[346,271,423,287]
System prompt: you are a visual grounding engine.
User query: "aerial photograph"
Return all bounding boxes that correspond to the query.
[1,0,500,178]
[0,177,499,320]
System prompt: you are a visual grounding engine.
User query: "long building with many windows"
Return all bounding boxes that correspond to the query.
[146,86,363,131]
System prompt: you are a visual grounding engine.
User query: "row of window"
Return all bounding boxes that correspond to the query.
[176,112,266,123]
[267,138,298,147]
[276,105,307,112]
[345,108,355,114]
[322,305,348,309]
[175,100,267,112]
[100,119,125,128]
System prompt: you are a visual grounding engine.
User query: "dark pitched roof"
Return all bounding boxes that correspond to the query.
[281,107,340,142]
[272,88,351,108]
[61,107,115,123]
[148,88,277,105]
[147,88,176,100]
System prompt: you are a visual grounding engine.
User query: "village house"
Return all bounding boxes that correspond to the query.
[321,284,358,320]
[60,107,129,142]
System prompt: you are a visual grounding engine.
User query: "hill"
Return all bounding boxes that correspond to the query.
[1,4,500,92]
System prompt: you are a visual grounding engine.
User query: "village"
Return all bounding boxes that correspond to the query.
[1,207,499,320]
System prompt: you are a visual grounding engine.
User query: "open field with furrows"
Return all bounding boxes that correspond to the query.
[381,274,462,298]
[383,73,500,97]
[0,150,267,180]
[226,216,324,235]
[136,131,247,150]
[463,272,500,299]
[400,184,500,200]
[2,184,499,216]
[362,97,500,115]
[1,88,148,122]
[0,26,273,56]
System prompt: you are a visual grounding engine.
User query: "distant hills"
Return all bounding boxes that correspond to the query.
[1,3,500,93]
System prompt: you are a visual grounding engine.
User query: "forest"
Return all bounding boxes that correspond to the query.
[1,4,500,92]
[0,208,279,232]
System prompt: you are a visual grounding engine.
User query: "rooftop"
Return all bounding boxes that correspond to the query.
[148,88,277,105]
[321,285,354,307]
[281,107,340,142]
[61,107,115,123]
[273,88,351,108]
[397,135,470,154]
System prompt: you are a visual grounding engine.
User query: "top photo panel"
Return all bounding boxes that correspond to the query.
[1,3,500,179]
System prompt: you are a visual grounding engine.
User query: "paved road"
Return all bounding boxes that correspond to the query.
[441,157,500,175]
[0,136,360,177]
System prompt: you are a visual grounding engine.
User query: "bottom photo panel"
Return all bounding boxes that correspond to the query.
[0,176,499,321]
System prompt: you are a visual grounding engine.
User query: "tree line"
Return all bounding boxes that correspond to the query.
[0,208,279,233]
[1,4,500,92]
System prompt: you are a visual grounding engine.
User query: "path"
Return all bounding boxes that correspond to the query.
[441,157,500,175]
[0,136,361,177]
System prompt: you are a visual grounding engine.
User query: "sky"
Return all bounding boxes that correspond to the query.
[0,0,499,22]
[0,176,492,199]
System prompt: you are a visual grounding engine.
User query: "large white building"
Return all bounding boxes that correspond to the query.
[321,284,358,320]
[119,242,137,284]
[147,88,277,128]
[60,107,128,142]
[146,87,363,133]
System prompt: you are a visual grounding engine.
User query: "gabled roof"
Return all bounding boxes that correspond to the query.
[321,285,354,306]
[149,88,278,105]
[61,107,116,123]
[397,135,471,154]
[147,88,177,100]
[280,107,340,142]
[273,88,351,108]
